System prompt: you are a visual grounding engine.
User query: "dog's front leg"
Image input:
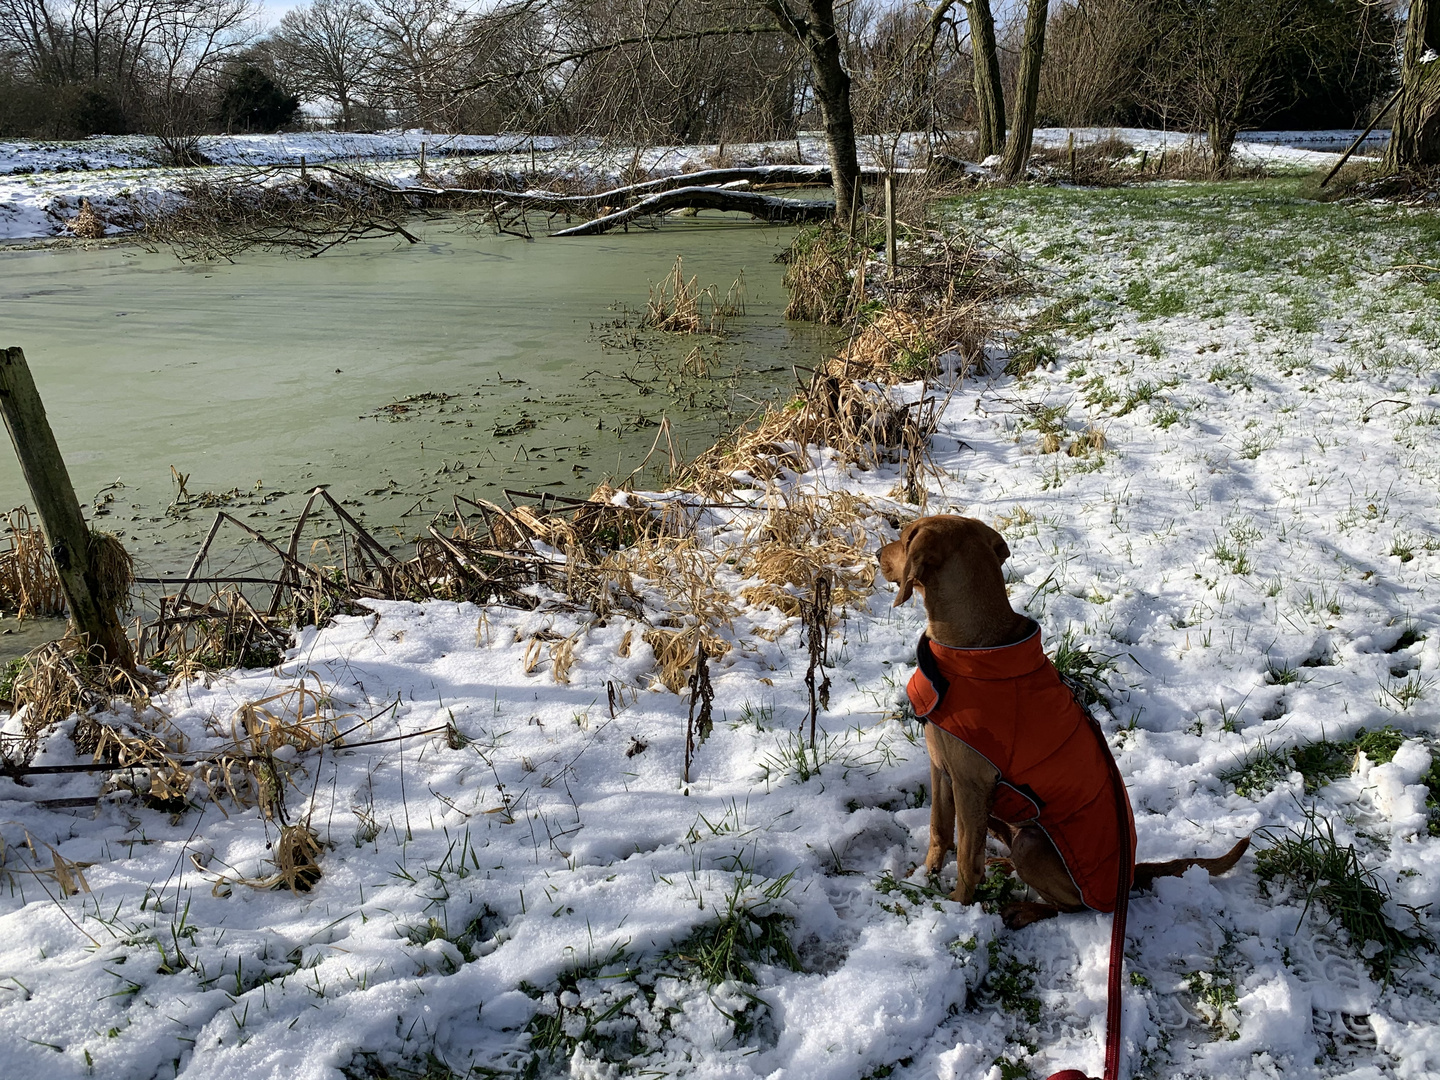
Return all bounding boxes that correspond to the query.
[950,769,994,904]
[933,734,998,904]
[924,726,955,875]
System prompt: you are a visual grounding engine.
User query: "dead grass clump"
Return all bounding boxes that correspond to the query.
[836,303,987,382]
[271,823,324,892]
[203,823,324,894]
[643,625,731,694]
[0,509,64,617]
[145,588,288,679]
[1030,135,1136,186]
[736,492,879,617]
[2,636,151,765]
[642,257,739,334]
[1067,426,1107,455]
[68,198,107,239]
[90,531,134,613]
[682,364,940,499]
[95,723,193,810]
[1339,165,1440,205]
[232,678,344,756]
[781,224,864,324]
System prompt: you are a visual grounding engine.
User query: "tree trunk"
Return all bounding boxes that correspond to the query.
[796,0,862,221]
[966,0,1005,158]
[999,0,1047,181]
[1387,0,1440,171]
[1208,115,1238,176]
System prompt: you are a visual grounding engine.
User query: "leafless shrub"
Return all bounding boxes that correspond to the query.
[131,170,421,260]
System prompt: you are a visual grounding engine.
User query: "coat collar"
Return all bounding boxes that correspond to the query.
[916,619,1045,684]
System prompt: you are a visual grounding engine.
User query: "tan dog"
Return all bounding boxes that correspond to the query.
[878,515,1249,929]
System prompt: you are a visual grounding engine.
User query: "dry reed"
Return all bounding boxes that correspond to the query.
[0,509,64,617]
[642,257,742,334]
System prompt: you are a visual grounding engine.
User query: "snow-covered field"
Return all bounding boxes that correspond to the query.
[4,177,1440,1080]
[0,128,1388,242]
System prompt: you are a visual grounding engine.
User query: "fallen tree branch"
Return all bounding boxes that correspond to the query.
[550,187,834,236]
[430,164,833,212]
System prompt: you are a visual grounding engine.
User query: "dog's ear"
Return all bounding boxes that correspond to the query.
[976,520,1010,563]
[893,524,943,607]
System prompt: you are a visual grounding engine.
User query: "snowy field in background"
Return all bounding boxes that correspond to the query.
[3,179,1440,1078]
[0,128,1390,242]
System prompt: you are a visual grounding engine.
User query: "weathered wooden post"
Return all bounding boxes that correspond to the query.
[1068,131,1076,183]
[884,173,897,280]
[0,347,133,668]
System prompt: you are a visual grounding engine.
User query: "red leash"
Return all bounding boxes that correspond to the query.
[1046,713,1134,1080]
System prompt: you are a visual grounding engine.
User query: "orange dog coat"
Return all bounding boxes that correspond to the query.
[907,622,1136,913]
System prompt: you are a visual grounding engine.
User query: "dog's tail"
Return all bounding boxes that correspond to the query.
[1133,835,1250,891]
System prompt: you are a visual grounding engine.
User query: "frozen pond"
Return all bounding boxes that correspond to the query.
[0,217,833,583]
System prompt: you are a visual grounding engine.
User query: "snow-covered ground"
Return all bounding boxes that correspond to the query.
[4,177,1440,1080]
[0,129,1390,242]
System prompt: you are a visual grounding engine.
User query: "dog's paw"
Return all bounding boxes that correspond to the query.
[1001,901,1060,930]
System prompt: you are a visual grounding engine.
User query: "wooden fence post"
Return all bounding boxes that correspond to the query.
[884,173,897,280]
[0,347,133,668]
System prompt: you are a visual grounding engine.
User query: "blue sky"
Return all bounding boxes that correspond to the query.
[256,0,298,25]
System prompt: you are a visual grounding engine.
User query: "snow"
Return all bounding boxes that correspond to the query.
[0,128,1394,242]
[4,176,1440,1078]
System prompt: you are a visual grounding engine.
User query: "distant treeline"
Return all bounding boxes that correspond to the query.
[0,0,1399,142]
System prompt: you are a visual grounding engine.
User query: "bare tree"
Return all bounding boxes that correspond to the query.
[271,0,378,129]
[966,0,1005,157]
[999,0,1046,179]
[1038,0,1154,127]
[1386,0,1440,170]
[367,0,470,127]
[0,0,257,133]
[920,0,1004,157]
[1144,0,1317,175]
[443,0,863,217]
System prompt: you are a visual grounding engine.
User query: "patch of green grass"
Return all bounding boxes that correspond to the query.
[1379,672,1433,712]
[1185,934,1242,1039]
[1005,335,1059,377]
[1265,661,1303,685]
[992,1056,1034,1080]
[1020,402,1068,435]
[1050,628,1117,707]
[0,656,26,702]
[1256,807,1433,984]
[1220,740,1292,799]
[1125,278,1186,319]
[973,862,1023,911]
[1154,405,1184,428]
[1223,726,1409,798]
[672,875,800,985]
[985,939,1041,1024]
[1207,361,1253,391]
[1115,380,1159,416]
[1389,622,1425,652]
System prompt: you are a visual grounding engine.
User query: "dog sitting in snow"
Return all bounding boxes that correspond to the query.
[878,515,1249,929]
